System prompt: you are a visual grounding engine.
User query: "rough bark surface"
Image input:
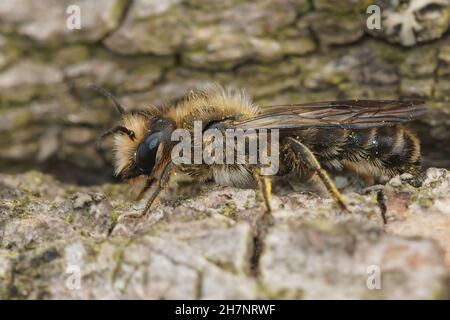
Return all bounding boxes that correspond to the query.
[0,168,450,299]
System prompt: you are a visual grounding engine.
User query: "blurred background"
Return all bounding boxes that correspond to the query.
[0,0,449,186]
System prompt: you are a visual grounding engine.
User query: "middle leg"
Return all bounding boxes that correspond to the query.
[252,167,273,212]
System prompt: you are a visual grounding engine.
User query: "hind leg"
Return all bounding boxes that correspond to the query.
[285,137,349,213]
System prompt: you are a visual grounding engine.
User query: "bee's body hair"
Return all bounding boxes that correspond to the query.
[113,85,258,183]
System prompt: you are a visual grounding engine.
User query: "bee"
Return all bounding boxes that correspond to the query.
[91,84,426,216]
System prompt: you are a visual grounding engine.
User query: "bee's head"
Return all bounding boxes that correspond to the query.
[112,115,175,180]
[91,84,174,180]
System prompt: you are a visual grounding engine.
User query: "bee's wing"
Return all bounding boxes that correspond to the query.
[226,100,427,130]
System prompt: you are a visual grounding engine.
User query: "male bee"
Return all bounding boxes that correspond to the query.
[91,84,426,215]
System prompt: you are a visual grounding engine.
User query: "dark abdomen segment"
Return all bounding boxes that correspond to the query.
[295,125,421,180]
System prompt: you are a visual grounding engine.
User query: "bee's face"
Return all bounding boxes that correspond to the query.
[113,114,173,180]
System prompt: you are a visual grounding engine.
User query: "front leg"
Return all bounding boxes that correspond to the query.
[135,177,155,201]
[140,161,174,216]
[285,137,349,213]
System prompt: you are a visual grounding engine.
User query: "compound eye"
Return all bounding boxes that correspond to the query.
[136,132,162,174]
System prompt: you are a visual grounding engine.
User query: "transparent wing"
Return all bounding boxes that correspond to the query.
[226,100,427,130]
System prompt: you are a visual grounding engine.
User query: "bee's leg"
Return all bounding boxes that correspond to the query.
[285,137,349,213]
[261,176,273,212]
[253,168,273,212]
[135,177,155,201]
[141,161,174,216]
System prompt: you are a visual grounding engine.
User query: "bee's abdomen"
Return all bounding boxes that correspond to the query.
[368,126,421,170]
[301,125,421,179]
